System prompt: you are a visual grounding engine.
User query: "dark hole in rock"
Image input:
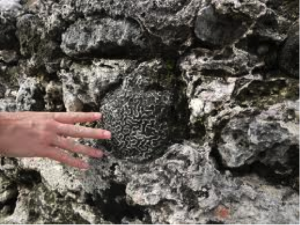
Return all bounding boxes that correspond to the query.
[109,163,118,172]
[91,182,150,223]
[279,25,299,77]
[181,185,210,211]
[212,47,234,60]
[201,68,239,77]
[210,142,299,190]
[220,160,298,188]
[236,36,276,55]
[0,172,19,216]
[15,169,42,189]
[210,147,227,173]
[207,220,225,224]
[4,194,18,215]
[258,151,266,159]
[190,120,206,143]
[286,145,299,178]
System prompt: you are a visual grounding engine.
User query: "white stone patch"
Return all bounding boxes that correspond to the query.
[0,0,21,11]
[189,78,236,123]
[20,158,83,194]
[59,59,133,110]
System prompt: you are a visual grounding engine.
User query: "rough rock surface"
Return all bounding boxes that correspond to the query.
[61,18,148,58]
[0,0,298,224]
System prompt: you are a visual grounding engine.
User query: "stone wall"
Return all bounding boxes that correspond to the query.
[0,0,299,223]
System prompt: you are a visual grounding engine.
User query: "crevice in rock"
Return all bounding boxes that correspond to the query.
[206,220,224,224]
[235,35,280,72]
[0,169,19,216]
[89,182,150,224]
[15,169,42,189]
[0,192,18,216]
[210,146,299,190]
[209,147,227,173]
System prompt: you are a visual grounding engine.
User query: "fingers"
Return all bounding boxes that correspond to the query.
[52,112,102,124]
[52,136,104,158]
[45,147,90,170]
[0,112,102,124]
[56,124,111,139]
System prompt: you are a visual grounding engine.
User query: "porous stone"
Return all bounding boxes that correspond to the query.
[218,101,299,170]
[195,6,246,46]
[0,50,18,64]
[0,20,17,50]
[127,143,299,224]
[16,77,45,111]
[16,4,64,74]
[60,0,202,49]
[16,14,42,57]
[44,81,64,111]
[0,98,16,112]
[0,0,22,14]
[61,18,147,58]
[279,21,299,77]
[59,59,135,111]
[179,47,256,79]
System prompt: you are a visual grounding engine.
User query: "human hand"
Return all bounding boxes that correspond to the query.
[0,112,111,170]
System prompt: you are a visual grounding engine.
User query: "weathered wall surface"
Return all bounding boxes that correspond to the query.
[0,0,299,223]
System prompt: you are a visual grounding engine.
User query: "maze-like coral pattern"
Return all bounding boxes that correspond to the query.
[100,87,173,162]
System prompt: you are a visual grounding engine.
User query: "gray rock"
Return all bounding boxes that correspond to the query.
[59,59,134,111]
[218,101,299,170]
[195,6,247,46]
[16,77,45,111]
[218,113,290,167]
[16,8,63,73]
[279,21,299,77]
[44,81,64,112]
[127,143,299,223]
[61,18,147,58]
[0,50,18,64]
[179,47,256,79]
[0,98,16,112]
[0,16,18,50]
[16,14,42,58]
[60,0,201,48]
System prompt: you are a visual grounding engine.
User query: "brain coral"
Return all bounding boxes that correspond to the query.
[98,74,175,163]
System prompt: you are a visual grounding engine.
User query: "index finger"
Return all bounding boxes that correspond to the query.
[56,123,112,139]
[51,112,102,124]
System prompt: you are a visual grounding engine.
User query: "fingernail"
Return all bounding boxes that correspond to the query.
[96,151,103,157]
[103,131,111,139]
[94,113,102,119]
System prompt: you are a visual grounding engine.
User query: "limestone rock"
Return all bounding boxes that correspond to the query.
[279,21,299,77]
[195,6,248,47]
[127,143,299,224]
[59,59,135,111]
[61,18,147,58]
[16,77,45,111]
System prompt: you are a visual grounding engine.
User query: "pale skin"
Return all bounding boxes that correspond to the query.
[0,112,111,170]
